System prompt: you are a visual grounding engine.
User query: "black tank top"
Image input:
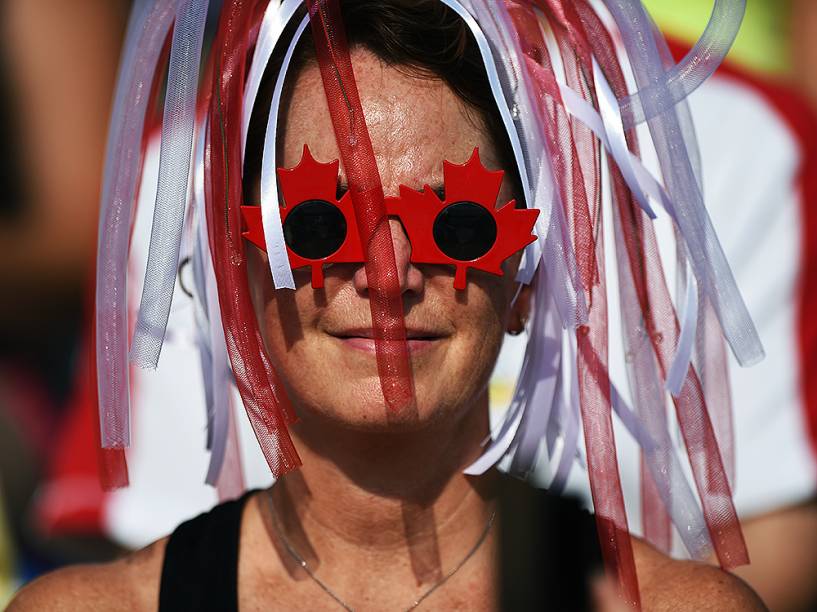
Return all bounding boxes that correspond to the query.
[158,484,602,611]
[158,490,255,612]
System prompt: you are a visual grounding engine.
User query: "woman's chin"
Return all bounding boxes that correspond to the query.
[292,375,461,434]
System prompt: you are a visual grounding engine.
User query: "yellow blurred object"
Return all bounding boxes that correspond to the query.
[490,380,516,417]
[642,0,792,77]
[0,491,16,608]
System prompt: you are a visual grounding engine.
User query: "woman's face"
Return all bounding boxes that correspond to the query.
[247,48,522,431]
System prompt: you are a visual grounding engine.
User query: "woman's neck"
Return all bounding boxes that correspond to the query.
[267,393,498,588]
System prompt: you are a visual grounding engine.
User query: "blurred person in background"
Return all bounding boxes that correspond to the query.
[0,0,129,599]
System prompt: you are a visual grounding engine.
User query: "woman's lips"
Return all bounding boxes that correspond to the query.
[329,329,446,355]
[338,337,439,354]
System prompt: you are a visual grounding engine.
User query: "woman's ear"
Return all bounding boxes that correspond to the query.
[506,282,533,335]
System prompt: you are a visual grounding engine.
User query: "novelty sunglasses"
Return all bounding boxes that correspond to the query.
[241,146,538,289]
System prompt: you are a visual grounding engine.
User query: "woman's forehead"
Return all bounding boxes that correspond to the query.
[278,48,499,193]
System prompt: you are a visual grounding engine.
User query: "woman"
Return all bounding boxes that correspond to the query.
[12,0,767,609]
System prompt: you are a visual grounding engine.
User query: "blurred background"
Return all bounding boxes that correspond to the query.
[0,0,130,604]
[0,1,816,611]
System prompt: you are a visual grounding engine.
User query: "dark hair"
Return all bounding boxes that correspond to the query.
[243,0,520,202]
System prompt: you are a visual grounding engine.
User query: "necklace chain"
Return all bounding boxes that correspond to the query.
[264,490,496,612]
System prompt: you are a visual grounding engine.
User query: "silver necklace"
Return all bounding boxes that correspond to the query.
[264,491,496,612]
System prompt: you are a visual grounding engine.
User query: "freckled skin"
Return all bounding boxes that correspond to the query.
[246,48,521,432]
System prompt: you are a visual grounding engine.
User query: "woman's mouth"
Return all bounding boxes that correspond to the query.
[329,328,446,355]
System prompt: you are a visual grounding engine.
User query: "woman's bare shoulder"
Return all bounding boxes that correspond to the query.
[632,537,768,611]
[7,537,169,612]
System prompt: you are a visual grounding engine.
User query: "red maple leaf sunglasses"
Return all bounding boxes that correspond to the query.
[241,146,539,289]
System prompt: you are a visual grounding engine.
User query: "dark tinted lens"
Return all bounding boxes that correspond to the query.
[433,201,497,261]
[283,200,347,260]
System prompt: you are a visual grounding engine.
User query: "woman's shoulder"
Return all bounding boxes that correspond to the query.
[7,538,169,612]
[8,491,257,611]
[631,538,768,611]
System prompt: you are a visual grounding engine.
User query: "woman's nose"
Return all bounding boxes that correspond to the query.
[352,218,424,295]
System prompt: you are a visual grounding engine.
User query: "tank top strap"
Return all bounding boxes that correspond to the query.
[158,490,257,612]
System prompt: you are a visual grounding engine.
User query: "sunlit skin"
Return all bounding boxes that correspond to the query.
[247,47,523,434]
